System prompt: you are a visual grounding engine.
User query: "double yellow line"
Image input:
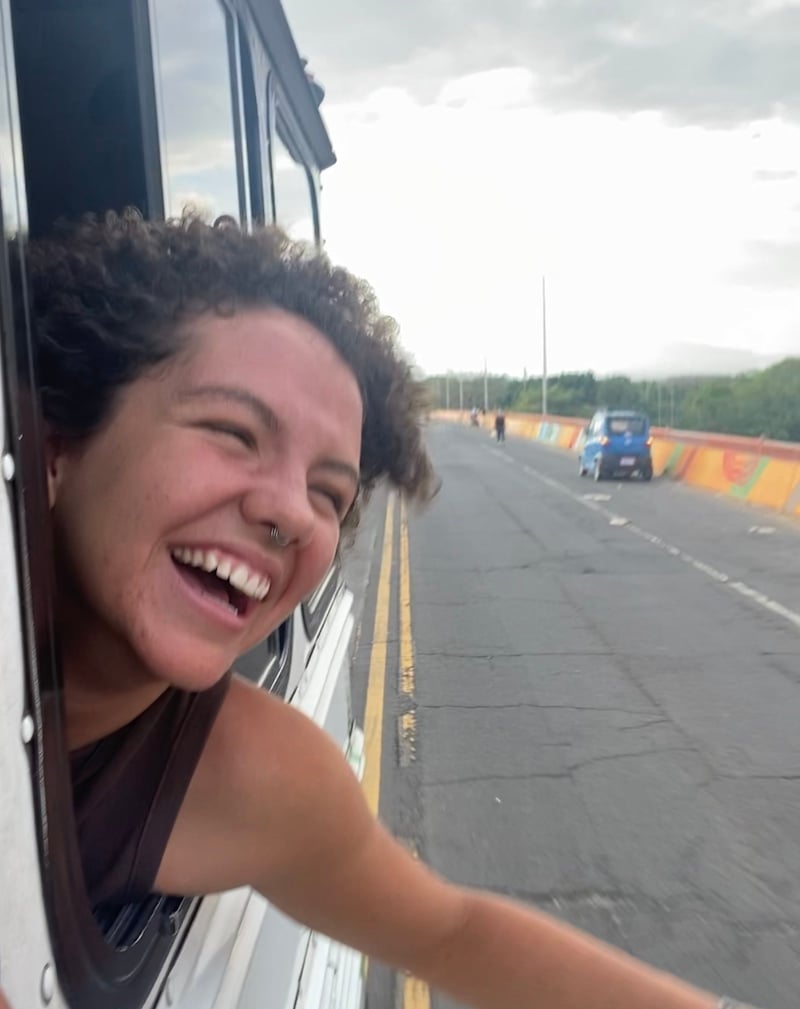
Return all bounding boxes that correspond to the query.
[361,494,430,1009]
[361,495,395,816]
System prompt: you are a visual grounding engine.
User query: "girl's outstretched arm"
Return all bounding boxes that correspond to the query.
[158,681,759,1009]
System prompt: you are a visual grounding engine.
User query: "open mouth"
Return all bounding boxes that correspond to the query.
[170,547,271,620]
[174,560,250,616]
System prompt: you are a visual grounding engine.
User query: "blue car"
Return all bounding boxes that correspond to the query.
[578,410,653,481]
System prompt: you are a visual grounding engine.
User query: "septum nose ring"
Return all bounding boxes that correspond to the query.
[269,524,290,548]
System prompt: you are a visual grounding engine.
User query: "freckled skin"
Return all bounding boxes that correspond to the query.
[49,308,362,744]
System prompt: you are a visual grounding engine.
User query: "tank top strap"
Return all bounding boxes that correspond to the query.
[71,671,232,908]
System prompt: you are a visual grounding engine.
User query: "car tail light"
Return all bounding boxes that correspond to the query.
[646,436,653,446]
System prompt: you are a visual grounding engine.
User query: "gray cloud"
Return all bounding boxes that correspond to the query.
[729,239,800,289]
[287,0,800,125]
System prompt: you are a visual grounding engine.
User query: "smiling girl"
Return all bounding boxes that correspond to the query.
[13,212,754,1009]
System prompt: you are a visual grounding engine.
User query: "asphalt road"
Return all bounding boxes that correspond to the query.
[345,421,800,1009]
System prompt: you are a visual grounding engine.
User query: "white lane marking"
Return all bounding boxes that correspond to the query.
[583,493,612,502]
[729,582,800,632]
[482,444,800,636]
[748,525,776,536]
[688,558,730,583]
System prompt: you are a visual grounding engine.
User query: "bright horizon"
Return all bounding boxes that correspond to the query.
[284,1,800,380]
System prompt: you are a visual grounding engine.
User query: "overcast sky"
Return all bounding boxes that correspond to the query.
[284,0,800,377]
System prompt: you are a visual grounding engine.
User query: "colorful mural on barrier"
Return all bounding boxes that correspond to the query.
[653,436,800,517]
[434,409,800,519]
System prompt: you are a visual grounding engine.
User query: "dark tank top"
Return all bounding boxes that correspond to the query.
[70,672,232,908]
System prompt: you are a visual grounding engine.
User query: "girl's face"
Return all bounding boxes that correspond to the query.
[48,308,363,692]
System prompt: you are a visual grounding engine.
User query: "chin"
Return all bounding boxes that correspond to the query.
[137,639,237,694]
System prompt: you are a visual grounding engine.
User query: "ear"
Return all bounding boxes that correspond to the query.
[44,431,67,509]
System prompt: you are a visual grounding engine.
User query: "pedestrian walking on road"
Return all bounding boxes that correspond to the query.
[494,409,506,442]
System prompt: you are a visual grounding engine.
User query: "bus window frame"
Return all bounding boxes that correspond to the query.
[301,565,341,644]
[225,3,251,227]
[235,616,293,695]
[3,1,249,1005]
[0,148,198,1009]
[132,0,165,221]
[235,10,267,226]
[266,70,321,245]
[2,0,338,1003]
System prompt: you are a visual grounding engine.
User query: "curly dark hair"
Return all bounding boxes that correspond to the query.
[26,210,437,528]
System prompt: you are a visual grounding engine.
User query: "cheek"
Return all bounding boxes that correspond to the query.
[290,525,341,598]
[52,493,111,590]
[56,514,143,626]
[313,522,342,575]
[53,464,168,617]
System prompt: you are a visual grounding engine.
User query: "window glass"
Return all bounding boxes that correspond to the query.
[272,106,317,241]
[151,0,240,220]
[0,34,25,238]
[608,416,646,435]
[9,0,151,235]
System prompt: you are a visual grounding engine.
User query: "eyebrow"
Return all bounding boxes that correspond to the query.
[316,458,360,488]
[177,384,280,433]
[179,384,360,487]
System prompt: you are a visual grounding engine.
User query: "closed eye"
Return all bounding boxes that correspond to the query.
[203,421,257,450]
[312,486,347,517]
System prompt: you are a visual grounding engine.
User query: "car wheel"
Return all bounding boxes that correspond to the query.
[593,458,603,482]
[641,464,653,482]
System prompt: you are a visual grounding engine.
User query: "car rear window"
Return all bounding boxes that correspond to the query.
[608,416,647,435]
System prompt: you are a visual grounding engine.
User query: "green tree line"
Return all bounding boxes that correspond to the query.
[426,358,800,442]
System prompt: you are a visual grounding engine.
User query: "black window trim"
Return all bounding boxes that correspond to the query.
[267,71,321,245]
[245,0,335,173]
[223,1,250,226]
[236,10,267,225]
[131,0,164,221]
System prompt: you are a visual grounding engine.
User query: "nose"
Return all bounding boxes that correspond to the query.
[241,461,316,548]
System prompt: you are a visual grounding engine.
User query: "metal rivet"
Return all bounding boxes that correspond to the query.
[2,453,14,481]
[40,963,54,1004]
[21,714,34,744]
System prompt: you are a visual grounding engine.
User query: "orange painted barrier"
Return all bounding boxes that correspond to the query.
[433,409,800,519]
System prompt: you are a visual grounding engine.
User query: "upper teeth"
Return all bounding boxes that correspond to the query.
[172,547,271,601]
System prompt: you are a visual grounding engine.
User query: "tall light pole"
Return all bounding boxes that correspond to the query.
[458,375,464,411]
[483,358,489,412]
[541,275,548,417]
